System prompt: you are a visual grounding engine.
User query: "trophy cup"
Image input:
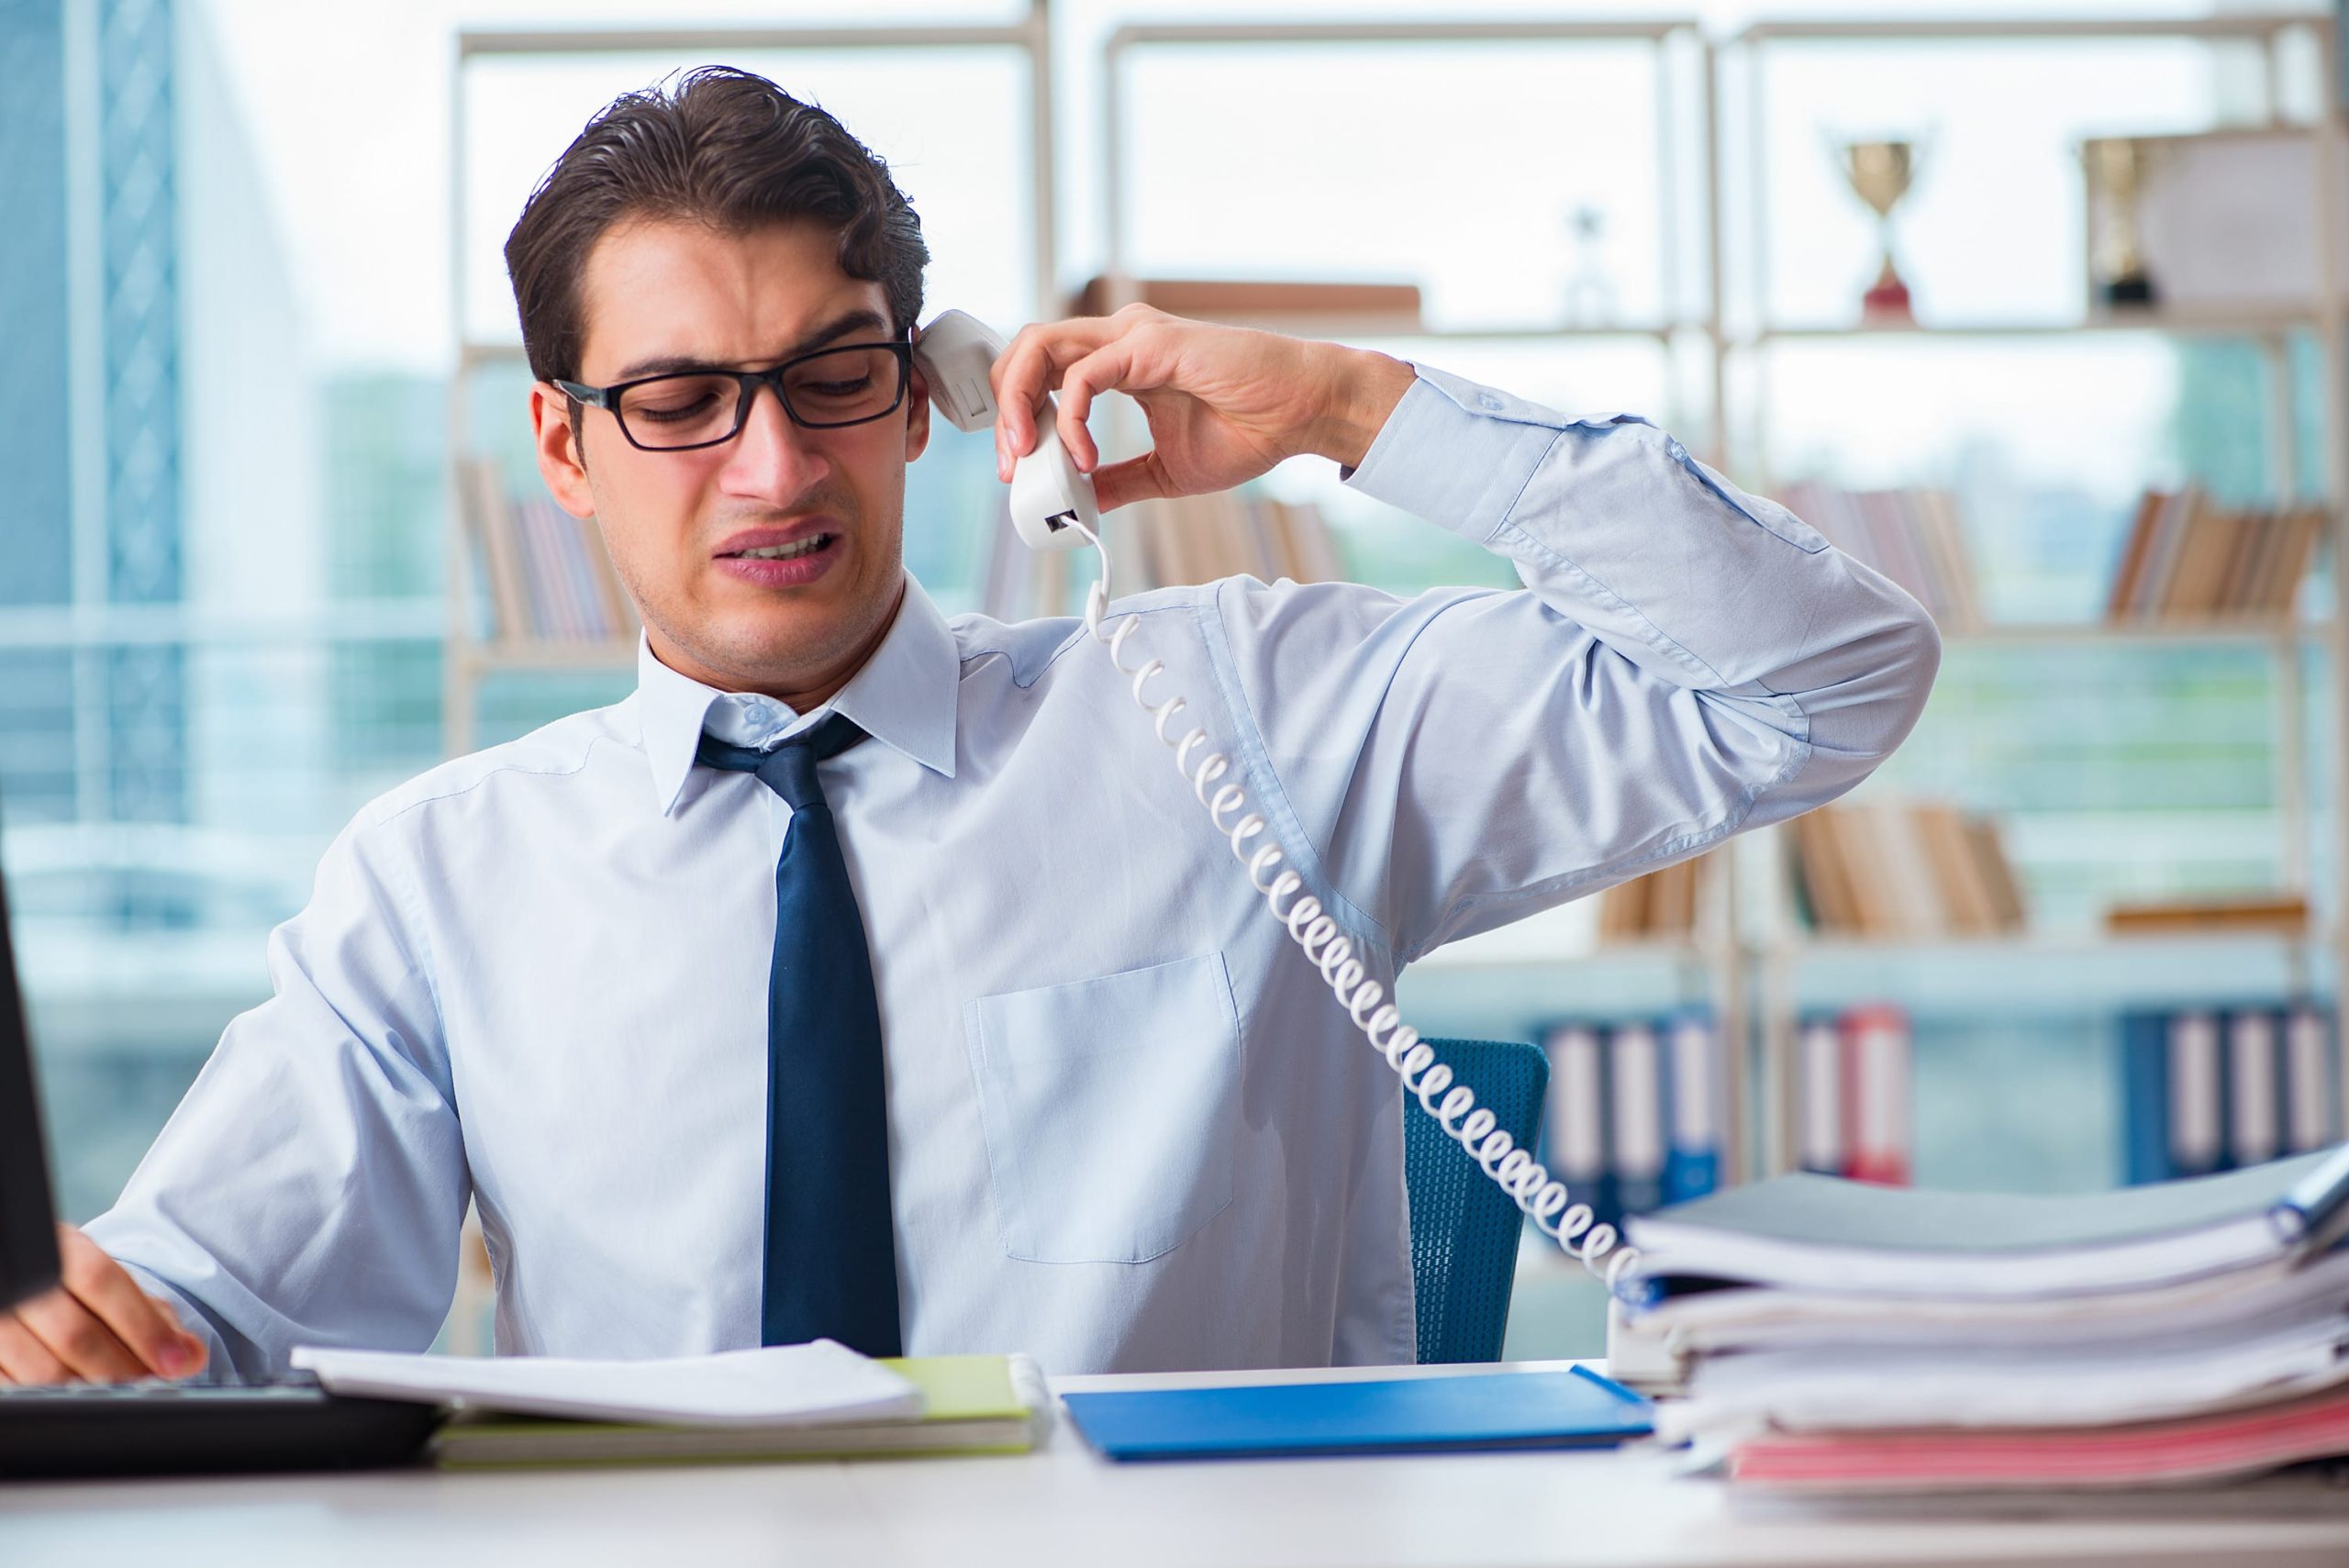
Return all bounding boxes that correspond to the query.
[2082,136,2157,308]
[1841,139,1919,322]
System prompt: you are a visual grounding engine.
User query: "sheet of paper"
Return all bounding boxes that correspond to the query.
[290,1338,923,1429]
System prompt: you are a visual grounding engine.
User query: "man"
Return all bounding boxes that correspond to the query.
[9,67,1937,1385]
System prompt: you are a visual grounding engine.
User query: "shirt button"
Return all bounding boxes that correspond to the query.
[1478,394,1504,411]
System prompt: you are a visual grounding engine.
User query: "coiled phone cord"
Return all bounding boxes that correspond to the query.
[1065,517,1640,1293]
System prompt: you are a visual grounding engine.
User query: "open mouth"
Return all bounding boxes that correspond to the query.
[720,534,835,562]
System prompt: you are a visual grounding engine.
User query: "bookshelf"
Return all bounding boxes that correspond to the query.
[440,8,1063,755]
[1720,11,2349,1176]
[1097,11,2349,1189]
[430,10,2349,1196]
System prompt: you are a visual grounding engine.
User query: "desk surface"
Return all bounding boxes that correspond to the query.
[6,1360,2349,1568]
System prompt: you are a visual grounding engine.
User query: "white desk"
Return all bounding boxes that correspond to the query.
[6,1360,2349,1567]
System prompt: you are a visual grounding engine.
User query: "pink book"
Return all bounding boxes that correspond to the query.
[1731,1381,2349,1490]
[1840,1004,1912,1186]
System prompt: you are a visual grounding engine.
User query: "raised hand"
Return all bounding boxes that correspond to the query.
[986,304,1414,515]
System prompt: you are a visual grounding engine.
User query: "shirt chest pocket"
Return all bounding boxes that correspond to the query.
[963,951,1242,1264]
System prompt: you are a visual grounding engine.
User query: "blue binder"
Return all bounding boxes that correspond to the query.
[1662,1006,1722,1204]
[1061,1366,1653,1462]
[2120,1009,2173,1184]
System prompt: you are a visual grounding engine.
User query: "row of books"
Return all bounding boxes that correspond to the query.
[1537,1011,1725,1234]
[2105,486,2324,620]
[1794,1004,1913,1186]
[1122,491,1342,590]
[1595,852,1710,942]
[2121,1004,2338,1184]
[1790,800,2028,938]
[459,458,638,645]
[1778,482,1980,630]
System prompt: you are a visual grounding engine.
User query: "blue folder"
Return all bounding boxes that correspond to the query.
[1061,1366,1653,1462]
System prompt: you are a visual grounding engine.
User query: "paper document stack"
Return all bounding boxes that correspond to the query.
[1620,1144,2349,1490]
[289,1340,1047,1468]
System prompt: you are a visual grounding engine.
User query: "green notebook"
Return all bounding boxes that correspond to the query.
[432,1353,1046,1470]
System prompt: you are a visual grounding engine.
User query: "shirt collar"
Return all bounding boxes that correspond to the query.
[636,573,960,816]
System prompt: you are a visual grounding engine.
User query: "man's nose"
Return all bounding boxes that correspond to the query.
[721,379,827,494]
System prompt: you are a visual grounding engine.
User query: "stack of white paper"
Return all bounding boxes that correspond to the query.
[1628,1151,2338,1300]
[1620,1147,2349,1488]
[288,1339,923,1429]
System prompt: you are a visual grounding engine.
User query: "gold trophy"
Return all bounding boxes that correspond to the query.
[2082,136,2157,307]
[1841,139,1919,322]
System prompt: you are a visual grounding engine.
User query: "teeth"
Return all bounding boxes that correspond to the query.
[738,536,828,561]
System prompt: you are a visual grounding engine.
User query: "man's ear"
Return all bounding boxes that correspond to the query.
[903,360,931,464]
[530,382,596,518]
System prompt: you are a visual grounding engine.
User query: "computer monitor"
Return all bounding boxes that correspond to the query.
[0,828,63,1310]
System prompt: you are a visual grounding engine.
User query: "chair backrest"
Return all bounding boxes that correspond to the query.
[1403,1037,1549,1364]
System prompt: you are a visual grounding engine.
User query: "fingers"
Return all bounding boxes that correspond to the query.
[14,1288,149,1383]
[992,324,1105,478]
[0,1315,73,1385]
[23,1227,207,1383]
[1054,339,1156,474]
[991,306,1157,479]
[1089,450,1176,516]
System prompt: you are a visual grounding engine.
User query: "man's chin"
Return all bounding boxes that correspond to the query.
[725,617,857,670]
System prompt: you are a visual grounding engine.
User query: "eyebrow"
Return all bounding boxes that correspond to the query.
[611,307,892,383]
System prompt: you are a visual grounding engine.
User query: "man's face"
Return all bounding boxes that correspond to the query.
[531,216,930,700]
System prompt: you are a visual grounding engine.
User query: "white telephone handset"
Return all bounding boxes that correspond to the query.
[913,309,1099,551]
[913,312,1637,1290]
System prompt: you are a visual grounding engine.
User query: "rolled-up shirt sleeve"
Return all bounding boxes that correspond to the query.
[83,809,468,1383]
[1208,361,1942,965]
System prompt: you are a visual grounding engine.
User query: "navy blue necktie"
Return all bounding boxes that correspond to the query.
[696,714,903,1356]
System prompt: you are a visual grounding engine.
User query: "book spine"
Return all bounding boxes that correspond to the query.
[1797,1015,1843,1176]
[1609,1021,1666,1220]
[579,511,637,639]
[2224,1007,2283,1169]
[2119,1010,2174,1184]
[2286,1006,2336,1153]
[2104,489,2159,620]
[1842,1004,1912,1186]
[1662,1007,1721,1204]
[466,460,532,642]
[556,506,612,640]
[1541,1023,1609,1227]
[2166,1010,2226,1178]
[513,497,571,639]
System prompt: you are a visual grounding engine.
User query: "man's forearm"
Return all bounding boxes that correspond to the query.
[1336,361,1942,795]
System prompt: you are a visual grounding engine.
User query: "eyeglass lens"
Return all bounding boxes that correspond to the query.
[615,346,902,448]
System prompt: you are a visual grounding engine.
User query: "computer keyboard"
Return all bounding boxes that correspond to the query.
[0,1373,440,1479]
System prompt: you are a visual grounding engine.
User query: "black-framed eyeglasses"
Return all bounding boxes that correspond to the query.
[553,335,915,452]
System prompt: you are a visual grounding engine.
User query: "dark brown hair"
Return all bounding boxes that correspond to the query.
[504,65,930,388]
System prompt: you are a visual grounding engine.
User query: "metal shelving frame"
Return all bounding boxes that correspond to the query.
[1718,11,2349,1173]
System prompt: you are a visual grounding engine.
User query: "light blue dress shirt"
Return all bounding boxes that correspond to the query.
[89,362,1939,1380]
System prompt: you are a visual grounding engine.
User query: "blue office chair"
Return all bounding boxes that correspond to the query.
[1404,1038,1549,1364]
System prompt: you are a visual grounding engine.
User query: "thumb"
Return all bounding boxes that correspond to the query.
[1088,450,1174,515]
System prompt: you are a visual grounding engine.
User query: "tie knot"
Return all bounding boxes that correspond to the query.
[696,711,869,810]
